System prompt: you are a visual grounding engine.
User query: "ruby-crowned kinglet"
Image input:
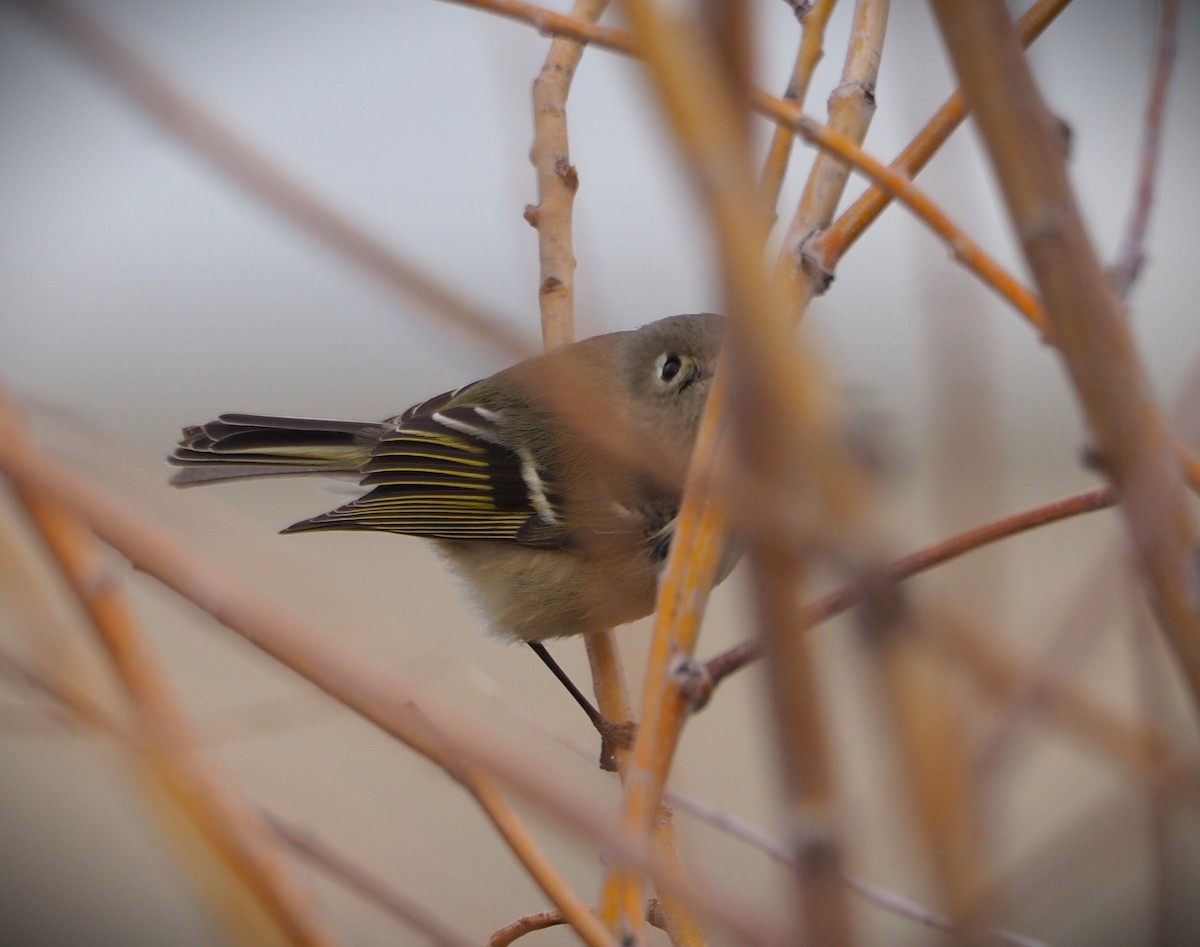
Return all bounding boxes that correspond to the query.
[169,312,732,642]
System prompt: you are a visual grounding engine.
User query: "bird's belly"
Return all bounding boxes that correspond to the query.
[433,539,659,642]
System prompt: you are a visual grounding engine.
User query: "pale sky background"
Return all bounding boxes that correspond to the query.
[1,2,1198,946]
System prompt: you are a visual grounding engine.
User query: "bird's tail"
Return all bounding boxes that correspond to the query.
[168,413,377,486]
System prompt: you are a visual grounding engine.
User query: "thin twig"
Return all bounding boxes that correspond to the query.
[265,815,477,947]
[525,8,708,940]
[858,604,989,933]
[529,0,607,349]
[760,0,839,215]
[450,0,1060,342]
[928,0,1200,718]
[665,790,1048,947]
[814,0,1073,263]
[705,486,1116,684]
[935,609,1200,802]
[13,0,530,359]
[0,389,343,947]
[0,426,778,947]
[490,902,669,947]
[606,1,888,944]
[0,639,477,947]
[1112,0,1180,298]
[441,0,635,53]
[776,0,890,315]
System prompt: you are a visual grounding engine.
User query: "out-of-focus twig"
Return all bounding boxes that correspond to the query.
[936,610,1200,802]
[0,389,343,947]
[264,815,477,947]
[665,789,1048,947]
[602,1,893,944]
[0,426,779,947]
[859,605,988,933]
[441,0,635,53]
[489,902,668,947]
[928,0,1200,717]
[526,7,708,939]
[1112,0,1180,298]
[706,486,1116,684]
[12,0,531,359]
[0,639,478,947]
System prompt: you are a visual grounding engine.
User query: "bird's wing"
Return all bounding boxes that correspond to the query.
[283,404,570,545]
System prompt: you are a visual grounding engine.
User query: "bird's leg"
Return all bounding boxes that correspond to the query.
[527,640,601,727]
[526,641,635,771]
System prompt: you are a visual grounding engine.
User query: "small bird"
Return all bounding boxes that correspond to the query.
[169,313,732,643]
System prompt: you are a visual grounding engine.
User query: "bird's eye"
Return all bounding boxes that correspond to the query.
[659,354,683,383]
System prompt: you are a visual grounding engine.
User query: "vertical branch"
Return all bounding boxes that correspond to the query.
[0,389,343,947]
[528,0,609,349]
[0,417,618,947]
[602,0,892,942]
[1112,0,1180,298]
[528,6,709,942]
[597,383,732,943]
[928,0,1200,716]
[811,0,1072,266]
[777,0,889,311]
[760,0,839,215]
[860,605,988,934]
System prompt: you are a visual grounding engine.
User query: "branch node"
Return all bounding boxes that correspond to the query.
[523,204,541,228]
[669,655,714,712]
[798,235,835,294]
[783,0,815,22]
[554,157,579,191]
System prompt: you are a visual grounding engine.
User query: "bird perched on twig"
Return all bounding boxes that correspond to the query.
[169,313,734,644]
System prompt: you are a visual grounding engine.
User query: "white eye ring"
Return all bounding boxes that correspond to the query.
[656,352,690,386]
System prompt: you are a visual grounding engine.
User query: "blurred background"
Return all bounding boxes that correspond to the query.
[1,1,1198,945]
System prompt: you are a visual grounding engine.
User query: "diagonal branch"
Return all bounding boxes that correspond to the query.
[927,0,1200,718]
[0,388,344,947]
[14,0,530,359]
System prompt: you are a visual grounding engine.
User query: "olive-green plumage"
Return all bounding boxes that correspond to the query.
[169,312,732,641]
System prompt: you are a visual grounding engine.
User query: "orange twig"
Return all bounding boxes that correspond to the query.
[597,374,732,940]
[440,0,635,53]
[815,0,1073,263]
[859,605,988,932]
[0,389,343,947]
[0,423,783,947]
[490,902,669,947]
[931,612,1200,802]
[706,486,1116,684]
[755,91,1046,335]
[928,0,1200,717]
[760,0,839,215]
[776,0,890,312]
